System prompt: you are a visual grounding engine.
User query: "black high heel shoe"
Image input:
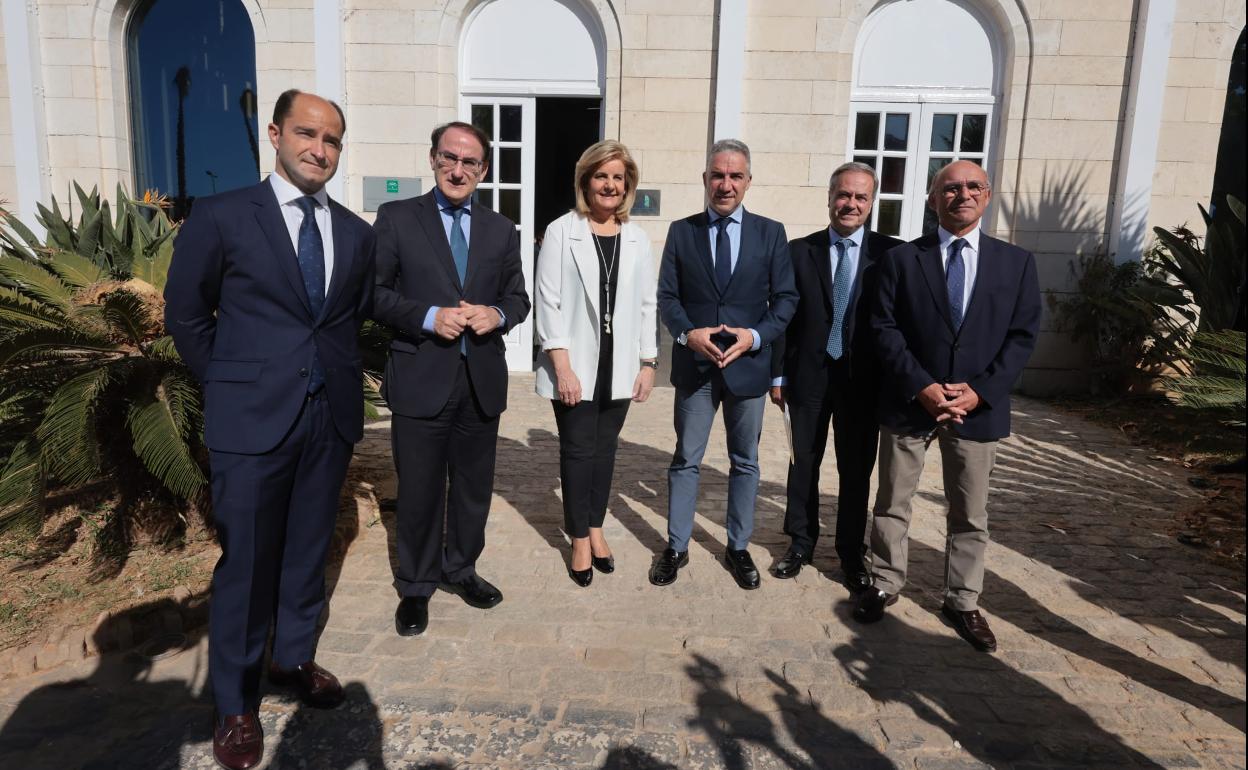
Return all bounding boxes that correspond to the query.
[591,555,615,574]
[568,565,593,587]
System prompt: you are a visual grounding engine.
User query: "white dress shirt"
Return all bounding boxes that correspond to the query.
[937,224,980,313]
[269,172,335,286]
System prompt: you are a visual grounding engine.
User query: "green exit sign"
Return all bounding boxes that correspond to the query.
[385,179,400,193]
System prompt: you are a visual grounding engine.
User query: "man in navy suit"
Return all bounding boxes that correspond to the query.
[652,139,797,590]
[853,160,1040,653]
[373,122,529,636]
[166,90,376,769]
[769,162,902,590]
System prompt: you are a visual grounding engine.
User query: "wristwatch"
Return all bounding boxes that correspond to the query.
[676,329,691,346]
[640,360,659,370]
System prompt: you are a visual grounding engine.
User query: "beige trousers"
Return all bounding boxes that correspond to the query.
[869,425,998,611]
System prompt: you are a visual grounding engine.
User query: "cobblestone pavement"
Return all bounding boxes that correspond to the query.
[1,375,1244,769]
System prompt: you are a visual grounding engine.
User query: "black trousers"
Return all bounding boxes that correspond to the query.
[208,392,352,715]
[551,360,631,539]
[391,361,499,597]
[782,359,880,565]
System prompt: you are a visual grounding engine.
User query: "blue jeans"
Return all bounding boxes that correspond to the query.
[666,378,766,551]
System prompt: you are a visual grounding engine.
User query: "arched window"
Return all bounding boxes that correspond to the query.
[127,0,259,218]
[849,0,1000,238]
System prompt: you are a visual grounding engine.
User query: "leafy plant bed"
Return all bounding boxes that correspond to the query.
[1050,394,1245,571]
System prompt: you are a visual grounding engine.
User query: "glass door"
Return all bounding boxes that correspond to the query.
[463,96,536,371]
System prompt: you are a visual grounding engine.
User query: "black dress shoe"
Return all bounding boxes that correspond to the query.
[941,604,998,652]
[568,565,593,587]
[591,554,615,573]
[268,660,344,709]
[771,548,811,579]
[648,548,688,586]
[852,588,898,624]
[213,711,263,770]
[395,596,429,636]
[440,574,504,608]
[841,562,873,594]
[725,549,761,590]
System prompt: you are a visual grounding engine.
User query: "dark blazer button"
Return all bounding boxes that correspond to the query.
[299,368,309,377]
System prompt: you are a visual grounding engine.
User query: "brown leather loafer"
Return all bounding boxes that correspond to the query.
[941,604,998,652]
[213,711,263,770]
[268,660,345,709]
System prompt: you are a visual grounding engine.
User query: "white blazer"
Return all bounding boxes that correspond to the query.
[535,211,659,401]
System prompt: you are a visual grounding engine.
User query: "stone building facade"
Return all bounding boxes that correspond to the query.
[1,0,1243,391]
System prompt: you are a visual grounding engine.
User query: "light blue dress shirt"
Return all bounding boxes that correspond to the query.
[705,205,760,352]
[422,188,505,333]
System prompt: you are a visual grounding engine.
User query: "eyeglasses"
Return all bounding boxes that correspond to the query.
[434,150,485,174]
[939,181,990,197]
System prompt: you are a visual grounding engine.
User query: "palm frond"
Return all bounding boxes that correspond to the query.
[44,248,108,288]
[0,255,74,313]
[34,365,114,486]
[126,375,207,499]
[0,287,64,329]
[0,326,119,367]
[0,438,45,534]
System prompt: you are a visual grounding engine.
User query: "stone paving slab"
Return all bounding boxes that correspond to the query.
[0,374,1244,769]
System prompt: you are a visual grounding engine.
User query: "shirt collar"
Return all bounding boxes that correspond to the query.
[938,224,981,253]
[269,172,329,210]
[707,205,744,225]
[829,224,865,249]
[434,187,472,215]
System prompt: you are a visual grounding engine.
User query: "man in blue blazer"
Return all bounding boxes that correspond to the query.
[652,139,798,589]
[165,90,376,770]
[769,162,902,590]
[854,160,1040,654]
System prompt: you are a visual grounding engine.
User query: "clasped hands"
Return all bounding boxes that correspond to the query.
[686,324,752,369]
[917,381,980,424]
[433,301,500,340]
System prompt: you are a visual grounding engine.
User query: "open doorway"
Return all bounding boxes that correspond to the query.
[534,97,602,238]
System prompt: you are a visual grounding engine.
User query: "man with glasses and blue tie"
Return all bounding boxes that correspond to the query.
[652,139,797,590]
[166,89,376,770]
[853,160,1041,653]
[768,162,902,592]
[372,121,529,636]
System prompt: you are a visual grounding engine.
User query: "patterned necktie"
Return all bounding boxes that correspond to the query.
[714,217,732,292]
[826,239,853,360]
[294,196,326,392]
[450,207,468,285]
[947,237,967,329]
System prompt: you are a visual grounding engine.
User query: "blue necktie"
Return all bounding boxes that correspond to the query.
[714,217,732,292]
[450,207,468,285]
[947,237,967,330]
[826,239,853,360]
[294,196,326,393]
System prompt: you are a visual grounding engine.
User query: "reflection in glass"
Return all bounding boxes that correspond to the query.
[930,114,956,152]
[927,157,952,188]
[876,199,902,236]
[471,104,494,140]
[883,113,909,151]
[854,113,880,150]
[881,157,906,194]
[499,189,521,224]
[853,155,877,170]
[499,148,522,184]
[475,188,494,210]
[500,105,522,142]
[128,0,259,219]
[961,114,987,152]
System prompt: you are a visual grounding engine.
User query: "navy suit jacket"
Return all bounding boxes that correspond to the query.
[871,232,1041,441]
[165,180,377,454]
[772,228,903,396]
[657,209,797,397]
[372,191,530,419]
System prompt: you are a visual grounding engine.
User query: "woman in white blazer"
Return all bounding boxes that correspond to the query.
[535,140,659,587]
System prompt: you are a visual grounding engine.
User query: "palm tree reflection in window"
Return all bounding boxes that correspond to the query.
[127,0,259,220]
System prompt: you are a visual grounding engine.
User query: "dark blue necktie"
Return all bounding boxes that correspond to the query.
[947,237,967,330]
[294,196,326,393]
[826,239,853,359]
[714,217,732,292]
[450,207,468,285]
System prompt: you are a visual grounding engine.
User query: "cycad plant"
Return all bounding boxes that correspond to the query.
[0,185,206,554]
[1167,330,1247,427]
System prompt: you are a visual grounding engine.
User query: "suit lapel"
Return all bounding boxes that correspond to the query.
[414,193,463,291]
[848,232,874,312]
[568,215,600,320]
[252,182,315,320]
[724,211,758,294]
[915,234,955,332]
[322,200,355,317]
[959,235,993,331]
[691,211,718,293]
[808,229,833,313]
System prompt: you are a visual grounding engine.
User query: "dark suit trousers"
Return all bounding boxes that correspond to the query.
[208,393,351,715]
[392,360,499,597]
[783,359,880,565]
